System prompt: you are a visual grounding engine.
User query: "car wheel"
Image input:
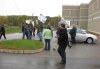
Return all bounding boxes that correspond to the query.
[86,37,93,44]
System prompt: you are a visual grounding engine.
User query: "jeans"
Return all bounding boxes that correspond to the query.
[28,31,32,39]
[37,32,42,41]
[44,39,51,50]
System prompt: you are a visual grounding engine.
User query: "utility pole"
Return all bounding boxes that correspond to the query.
[32,13,35,26]
[32,13,34,21]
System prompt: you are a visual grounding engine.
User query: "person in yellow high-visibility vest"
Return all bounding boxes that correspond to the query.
[43,26,52,51]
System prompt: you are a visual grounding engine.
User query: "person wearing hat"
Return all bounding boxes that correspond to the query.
[56,23,69,64]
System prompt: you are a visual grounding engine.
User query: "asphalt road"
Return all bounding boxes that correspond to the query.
[0,33,100,69]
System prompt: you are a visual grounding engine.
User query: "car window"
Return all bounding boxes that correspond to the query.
[77,29,86,34]
[67,28,86,34]
[77,29,82,33]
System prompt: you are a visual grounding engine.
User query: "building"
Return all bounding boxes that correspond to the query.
[88,0,100,34]
[62,4,88,29]
[62,0,100,35]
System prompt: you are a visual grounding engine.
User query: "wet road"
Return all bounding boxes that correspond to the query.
[0,33,100,69]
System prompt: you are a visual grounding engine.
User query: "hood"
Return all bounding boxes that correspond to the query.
[86,33,97,39]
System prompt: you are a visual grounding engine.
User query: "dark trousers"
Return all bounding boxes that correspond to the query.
[58,45,67,63]
[0,33,6,39]
[22,32,28,39]
[28,31,32,39]
[71,36,76,44]
[33,30,35,36]
[44,39,51,50]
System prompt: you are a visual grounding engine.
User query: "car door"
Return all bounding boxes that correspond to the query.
[67,28,71,41]
[76,29,87,42]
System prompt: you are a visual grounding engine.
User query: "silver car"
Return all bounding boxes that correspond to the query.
[67,28,98,44]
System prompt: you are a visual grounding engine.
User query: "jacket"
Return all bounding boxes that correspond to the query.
[69,27,77,37]
[43,29,52,39]
[57,28,68,46]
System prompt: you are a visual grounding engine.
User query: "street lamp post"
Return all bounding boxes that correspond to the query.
[32,13,36,26]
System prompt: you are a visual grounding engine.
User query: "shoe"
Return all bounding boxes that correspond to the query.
[44,48,47,50]
[47,49,50,51]
[68,45,72,49]
[53,48,56,51]
[59,61,66,64]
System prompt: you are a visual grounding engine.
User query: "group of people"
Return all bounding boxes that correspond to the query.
[0,21,77,65]
[31,22,77,64]
[0,24,6,39]
[22,21,35,39]
[42,22,77,64]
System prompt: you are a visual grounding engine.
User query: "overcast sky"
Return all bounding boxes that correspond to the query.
[0,0,91,17]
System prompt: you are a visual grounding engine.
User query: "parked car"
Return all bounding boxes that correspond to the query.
[67,28,97,44]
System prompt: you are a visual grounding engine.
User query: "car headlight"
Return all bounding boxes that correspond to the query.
[93,35,97,40]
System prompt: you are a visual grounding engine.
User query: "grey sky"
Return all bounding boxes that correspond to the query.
[0,0,91,17]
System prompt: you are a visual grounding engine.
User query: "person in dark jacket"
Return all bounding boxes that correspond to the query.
[0,24,6,39]
[56,23,69,64]
[22,23,28,39]
[69,25,77,44]
[28,22,34,39]
[33,26,35,37]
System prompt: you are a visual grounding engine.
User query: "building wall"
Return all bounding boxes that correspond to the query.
[62,4,88,30]
[79,4,88,29]
[62,6,79,20]
[88,0,100,34]
[62,0,100,34]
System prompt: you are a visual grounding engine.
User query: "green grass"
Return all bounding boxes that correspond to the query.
[6,27,21,34]
[0,39,44,50]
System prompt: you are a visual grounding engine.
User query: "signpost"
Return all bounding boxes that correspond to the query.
[38,14,47,23]
[59,18,71,28]
[26,20,34,26]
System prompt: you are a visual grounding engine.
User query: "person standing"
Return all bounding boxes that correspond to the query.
[43,26,52,51]
[37,24,43,41]
[0,24,6,39]
[22,23,28,39]
[56,23,69,64]
[28,21,34,39]
[69,25,77,44]
[33,26,35,37]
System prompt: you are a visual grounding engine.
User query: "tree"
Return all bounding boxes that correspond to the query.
[46,16,61,28]
[0,16,8,25]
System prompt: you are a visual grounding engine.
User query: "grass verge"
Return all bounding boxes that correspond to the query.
[0,39,44,50]
[6,27,21,34]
